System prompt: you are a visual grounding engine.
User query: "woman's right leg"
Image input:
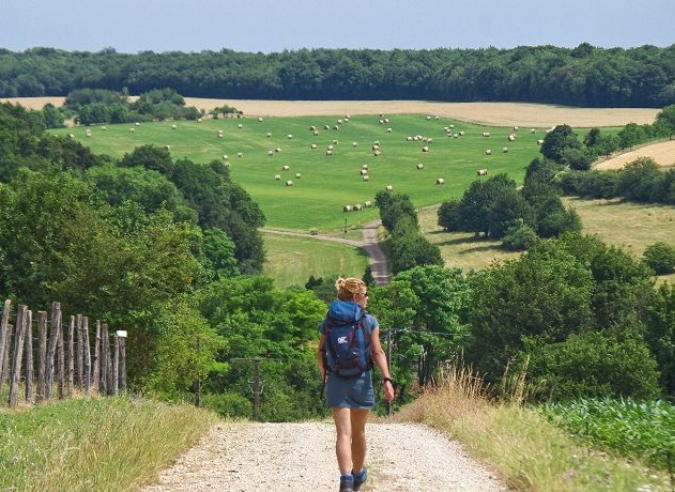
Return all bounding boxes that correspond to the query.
[331,407,353,475]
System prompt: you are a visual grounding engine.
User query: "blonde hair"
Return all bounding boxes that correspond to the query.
[335,277,366,301]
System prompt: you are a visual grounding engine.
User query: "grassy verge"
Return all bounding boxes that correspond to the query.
[262,231,369,288]
[392,367,671,492]
[0,397,219,492]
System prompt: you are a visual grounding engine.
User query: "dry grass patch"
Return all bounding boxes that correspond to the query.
[594,140,675,170]
[393,366,670,492]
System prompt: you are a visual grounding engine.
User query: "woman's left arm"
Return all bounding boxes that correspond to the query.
[371,327,394,402]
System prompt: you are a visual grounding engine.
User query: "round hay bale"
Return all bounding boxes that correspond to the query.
[268,150,274,156]
[274,174,281,180]
[326,150,333,156]
[453,134,459,139]
[171,124,177,130]
[436,178,445,185]
[385,185,393,192]
[333,125,340,131]
[362,175,370,182]
[327,145,334,151]
[373,140,380,145]
[237,152,243,158]
[485,149,492,155]
[324,124,330,130]
[379,119,384,124]
[406,136,413,141]
[275,147,282,153]
[531,128,536,133]
[354,203,363,211]
[360,169,368,176]
[129,128,135,134]
[422,146,430,153]
[258,117,263,122]
[333,139,339,145]
[352,141,358,147]
[372,144,380,151]
[101,125,107,131]
[237,124,243,129]
[477,169,488,176]
[197,118,203,123]
[482,132,491,137]
[286,180,293,187]
[282,165,290,171]
[310,143,318,149]
[417,163,424,170]
[414,136,419,141]
[343,205,352,212]
[135,122,140,126]
[337,119,343,124]
[502,147,509,153]
[362,164,368,170]
[223,154,229,160]
[387,128,392,133]
[373,150,381,157]
[295,173,302,179]
[287,134,293,139]
[69,133,75,138]
[164,145,171,151]
[266,132,272,137]
[459,131,465,136]
[309,125,316,131]
[426,115,431,120]
[508,134,516,142]
[364,200,372,207]
[427,138,433,144]
[384,118,389,123]
[537,139,545,145]
[313,130,320,136]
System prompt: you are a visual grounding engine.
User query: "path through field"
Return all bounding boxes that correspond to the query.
[141,422,508,492]
[262,219,391,285]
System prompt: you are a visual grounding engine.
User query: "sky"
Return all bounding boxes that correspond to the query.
[1,0,674,54]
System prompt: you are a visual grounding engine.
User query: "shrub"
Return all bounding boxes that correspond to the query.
[201,391,252,418]
[525,332,661,401]
[501,220,538,250]
[643,242,675,274]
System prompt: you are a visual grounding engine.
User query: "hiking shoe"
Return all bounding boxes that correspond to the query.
[352,468,368,491]
[339,475,354,492]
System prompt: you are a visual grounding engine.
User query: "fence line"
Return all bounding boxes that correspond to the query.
[0,299,128,409]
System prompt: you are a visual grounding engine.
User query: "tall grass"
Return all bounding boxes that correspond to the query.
[541,398,675,470]
[0,397,219,492]
[393,365,671,491]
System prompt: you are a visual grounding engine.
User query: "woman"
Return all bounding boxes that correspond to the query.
[317,277,395,492]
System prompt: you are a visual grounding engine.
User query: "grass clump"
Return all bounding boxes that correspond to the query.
[392,365,671,491]
[0,397,219,492]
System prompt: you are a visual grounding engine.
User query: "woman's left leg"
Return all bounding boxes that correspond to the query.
[350,409,370,473]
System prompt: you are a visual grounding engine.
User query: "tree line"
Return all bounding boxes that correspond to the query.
[2,44,675,107]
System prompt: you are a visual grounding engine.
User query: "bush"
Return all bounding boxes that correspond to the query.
[201,391,252,418]
[525,332,661,401]
[502,220,538,250]
[643,242,675,274]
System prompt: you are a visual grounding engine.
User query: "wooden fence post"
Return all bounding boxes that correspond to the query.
[100,323,108,395]
[37,311,47,402]
[67,315,75,397]
[0,299,11,388]
[57,315,64,400]
[83,317,91,397]
[24,310,33,403]
[76,314,84,390]
[113,333,119,396]
[93,320,100,392]
[106,328,113,396]
[1,325,13,390]
[9,305,27,408]
[45,302,61,399]
[118,331,127,392]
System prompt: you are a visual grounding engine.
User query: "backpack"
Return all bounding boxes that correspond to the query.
[323,312,373,378]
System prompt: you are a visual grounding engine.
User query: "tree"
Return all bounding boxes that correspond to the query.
[618,122,646,150]
[458,174,517,236]
[643,242,675,274]
[617,157,664,202]
[379,193,417,233]
[655,104,675,138]
[501,220,538,251]
[437,200,462,231]
[644,283,675,394]
[488,190,535,239]
[540,124,581,162]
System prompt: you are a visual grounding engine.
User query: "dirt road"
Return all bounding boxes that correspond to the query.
[142,422,508,492]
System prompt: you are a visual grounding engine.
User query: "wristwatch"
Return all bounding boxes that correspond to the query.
[383,377,393,385]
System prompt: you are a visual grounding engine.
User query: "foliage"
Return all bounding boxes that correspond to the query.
[560,170,620,199]
[644,283,675,394]
[457,174,517,236]
[540,124,581,162]
[541,398,675,469]
[501,219,538,251]
[3,45,675,108]
[643,242,675,274]
[389,217,443,274]
[525,332,661,400]
[617,157,666,202]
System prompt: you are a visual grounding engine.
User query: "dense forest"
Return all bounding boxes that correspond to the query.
[2,44,675,107]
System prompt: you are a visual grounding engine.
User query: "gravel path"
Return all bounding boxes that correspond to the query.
[142,422,508,492]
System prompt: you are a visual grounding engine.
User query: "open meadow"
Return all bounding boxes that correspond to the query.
[418,198,675,283]
[51,114,582,230]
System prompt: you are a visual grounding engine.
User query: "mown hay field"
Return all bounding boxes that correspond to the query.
[51,115,566,230]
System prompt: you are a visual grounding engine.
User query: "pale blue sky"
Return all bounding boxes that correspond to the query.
[1,0,673,53]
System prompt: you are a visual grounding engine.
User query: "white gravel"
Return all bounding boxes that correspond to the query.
[142,422,509,492]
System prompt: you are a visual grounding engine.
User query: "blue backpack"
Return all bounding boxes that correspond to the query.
[323,302,373,378]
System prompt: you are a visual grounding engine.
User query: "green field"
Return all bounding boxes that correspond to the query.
[262,232,369,288]
[418,199,675,283]
[52,115,547,231]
